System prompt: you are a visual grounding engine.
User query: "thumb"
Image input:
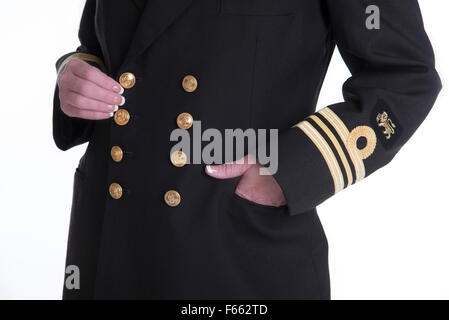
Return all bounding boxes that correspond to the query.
[205,155,255,179]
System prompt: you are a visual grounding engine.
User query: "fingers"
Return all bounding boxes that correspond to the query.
[68,75,124,106]
[67,58,123,93]
[58,58,124,104]
[61,103,113,120]
[62,91,117,113]
[57,58,126,120]
[234,165,287,206]
[205,155,256,179]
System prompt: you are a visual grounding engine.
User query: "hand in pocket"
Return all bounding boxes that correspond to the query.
[205,155,287,207]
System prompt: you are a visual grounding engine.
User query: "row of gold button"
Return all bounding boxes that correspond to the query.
[109,73,198,206]
[170,112,193,168]
[164,76,198,206]
[108,72,137,200]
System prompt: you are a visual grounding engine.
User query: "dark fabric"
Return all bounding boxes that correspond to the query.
[54,0,440,299]
[132,0,147,10]
[274,0,441,215]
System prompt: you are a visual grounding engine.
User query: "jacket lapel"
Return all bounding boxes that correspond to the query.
[95,0,143,74]
[122,0,193,68]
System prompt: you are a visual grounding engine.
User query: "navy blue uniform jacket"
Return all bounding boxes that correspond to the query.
[53,0,441,299]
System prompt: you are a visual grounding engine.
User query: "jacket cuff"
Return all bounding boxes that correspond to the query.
[56,52,106,75]
[274,105,379,215]
[273,125,334,216]
[53,85,94,151]
[53,52,105,151]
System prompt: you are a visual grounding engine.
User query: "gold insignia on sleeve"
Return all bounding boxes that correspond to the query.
[376,112,396,140]
[347,126,377,160]
[296,121,345,194]
[319,108,366,183]
[294,107,381,195]
[308,115,354,186]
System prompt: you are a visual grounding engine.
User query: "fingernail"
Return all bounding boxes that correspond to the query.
[112,85,121,93]
[119,96,126,106]
[206,165,216,174]
[109,112,114,117]
[119,86,124,95]
[114,105,118,112]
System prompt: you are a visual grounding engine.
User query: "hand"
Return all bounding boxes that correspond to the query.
[205,155,287,207]
[57,58,125,120]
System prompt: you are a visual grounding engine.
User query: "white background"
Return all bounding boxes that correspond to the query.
[0,1,447,300]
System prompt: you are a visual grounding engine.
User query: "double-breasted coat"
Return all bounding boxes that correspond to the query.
[53,0,441,299]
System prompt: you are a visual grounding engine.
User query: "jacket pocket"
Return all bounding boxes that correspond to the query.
[74,153,88,180]
[221,0,295,16]
[232,192,288,214]
[68,167,86,227]
[221,177,288,214]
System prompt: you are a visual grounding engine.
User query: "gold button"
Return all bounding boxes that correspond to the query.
[109,183,123,200]
[170,150,187,167]
[164,190,181,207]
[176,112,193,130]
[111,146,124,162]
[119,72,136,89]
[114,109,130,126]
[182,75,198,93]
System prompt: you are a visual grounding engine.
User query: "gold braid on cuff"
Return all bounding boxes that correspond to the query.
[294,107,377,195]
[57,53,106,75]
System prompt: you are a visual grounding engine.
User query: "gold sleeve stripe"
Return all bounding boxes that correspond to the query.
[296,121,345,194]
[308,115,353,187]
[318,108,366,182]
[57,53,106,75]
